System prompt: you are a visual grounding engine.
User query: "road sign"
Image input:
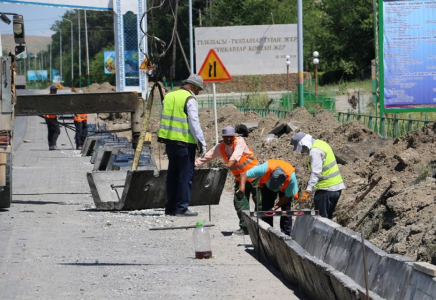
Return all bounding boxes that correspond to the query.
[139,58,153,70]
[197,49,231,82]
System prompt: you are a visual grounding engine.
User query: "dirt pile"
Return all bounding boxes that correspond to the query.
[195,105,436,265]
[101,97,436,265]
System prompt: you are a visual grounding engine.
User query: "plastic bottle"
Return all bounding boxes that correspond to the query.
[192,220,212,259]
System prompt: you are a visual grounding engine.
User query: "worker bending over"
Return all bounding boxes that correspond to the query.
[240,159,299,236]
[196,126,260,236]
[290,132,345,219]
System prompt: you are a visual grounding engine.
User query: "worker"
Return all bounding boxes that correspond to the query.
[290,132,345,219]
[240,159,299,236]
[73,113,88,150]
[72,88,88,150]
[157,74,207,217]
[195,125,260,236]
[44,85,61,151]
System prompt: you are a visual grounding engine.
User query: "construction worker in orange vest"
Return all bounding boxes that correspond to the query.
[73,113,88,150]
[195,126,260,236]
[239,159,299,236]
[44,85,61,150]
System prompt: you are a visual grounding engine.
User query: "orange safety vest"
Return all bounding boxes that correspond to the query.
[258,159,295,193]
[45,115,56,119]
[219,137,259,182]
[73,114,88,122]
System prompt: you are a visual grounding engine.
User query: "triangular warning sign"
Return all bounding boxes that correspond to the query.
[197,49,231,82]
[140,57,154,70]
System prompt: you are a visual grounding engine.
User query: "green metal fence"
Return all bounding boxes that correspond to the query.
[337,111,432,138]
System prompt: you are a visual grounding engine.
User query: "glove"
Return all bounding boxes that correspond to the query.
[299,190,311,203]
[198,143,206,158]
[235,189,245,200]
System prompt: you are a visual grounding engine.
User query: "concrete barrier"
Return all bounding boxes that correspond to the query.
[243,212,436,300]
[88,168,228,210]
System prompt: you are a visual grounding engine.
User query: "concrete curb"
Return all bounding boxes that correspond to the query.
[243,211,436,300]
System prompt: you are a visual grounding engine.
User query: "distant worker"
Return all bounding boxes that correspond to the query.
[290,132,345,219]
[44,85,61,151]
[158,74,207,217]
[195,126,260,236]
[72,88,88,150]
[240,159,299,236]
[73,113,88,150]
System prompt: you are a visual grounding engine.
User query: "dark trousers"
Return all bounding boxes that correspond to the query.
[165,143,196,214]
[260,187,292,236]
[46,118,60,147]
[314,190,342,219]
[74,121,88,148]
[233,180,260,230]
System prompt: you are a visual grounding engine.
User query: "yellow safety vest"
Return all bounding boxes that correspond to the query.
[308,140,343,190]
[158,89,196,145]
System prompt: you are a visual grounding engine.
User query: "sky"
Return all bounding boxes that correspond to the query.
[0,3,68,37]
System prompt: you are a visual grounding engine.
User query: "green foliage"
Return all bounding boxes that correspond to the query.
[243,75,269,108]
[42,0,376,86]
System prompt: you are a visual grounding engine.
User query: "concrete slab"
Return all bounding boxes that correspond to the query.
[92,143,132,171]
[86,171,127,210]
[371,255,414,299]
[90,137,130,164]
[404,268,436,300]
[88,168,228,211]
[82,134,114,156]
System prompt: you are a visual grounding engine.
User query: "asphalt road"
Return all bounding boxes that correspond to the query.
[0,116,304,300]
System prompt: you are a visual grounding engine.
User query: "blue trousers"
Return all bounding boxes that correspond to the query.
[46,118,60,147]
[260,187,292,236]
[74,121,88,148]
[313,190,341,219]
[165,144,196,214]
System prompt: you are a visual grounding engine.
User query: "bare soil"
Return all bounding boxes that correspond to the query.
[93,82,436,265]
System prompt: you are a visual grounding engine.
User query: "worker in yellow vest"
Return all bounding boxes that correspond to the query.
[158,74,207,217]
[73,113,88,150]
[290,132,346,219]
[195,126,260,236]
[44,85,61,150]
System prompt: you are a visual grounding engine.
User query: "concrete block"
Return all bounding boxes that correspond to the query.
[90,137,129,164]
[82,134,114,156]
[371,254,414,299]
[89,168,228,210]
[323,226,360,273]
[345,235,387,293]
[291,214,317,248]
[243,213,271,262]
[304,217,341,260]
[92,143,132,171]
[328,269,384,300]
[404,267,436,300]
[414,261,436,277]
[86,171,127,210]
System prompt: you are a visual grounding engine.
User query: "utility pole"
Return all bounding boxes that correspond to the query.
[78,10,82,88]
[64,18,74,86]
[171,0,179,88]
[84,10,90,87]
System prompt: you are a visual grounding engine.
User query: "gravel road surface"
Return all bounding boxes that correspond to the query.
[0,116,304,300]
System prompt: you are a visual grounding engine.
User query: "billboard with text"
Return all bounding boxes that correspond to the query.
[380,0,436,112]
[195,24,297,76]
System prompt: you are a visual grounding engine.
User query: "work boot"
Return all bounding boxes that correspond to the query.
[175,209,198,217]
[232,228,248,236]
